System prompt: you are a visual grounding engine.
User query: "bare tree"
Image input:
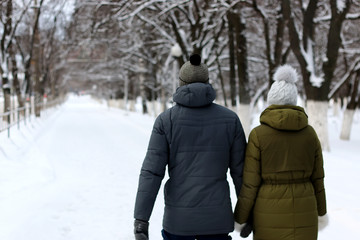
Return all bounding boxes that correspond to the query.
[339,66,360,140]
[1,0,31,117]
[252,0,290,87]
[282,0,351,150]
[226,10,237,108]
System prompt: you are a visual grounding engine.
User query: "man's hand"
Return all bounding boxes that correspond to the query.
[134,219,149,240]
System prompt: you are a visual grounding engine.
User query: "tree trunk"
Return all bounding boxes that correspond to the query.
[322,0,350,97]
[172,59,178,96]
[282,0,349,150]
[123,77,129,111]
[1,0,12,122]
[307,100,330,151]
[128,72,135,112]
[340,109,356,140]
[9,44,24,110]
[340,69,360,140]
[139,58,148,114]
[161,82,167,112]
[239,103,251,138]
[233,11,251,136]
[50,71,56,101]
[2,77,11,123]
[234,13,250,105]
[33,15,42,118]
[332,97,340,117]
[129,100,135,112]
[252,0,274,87]
[32,0,42,117]
[227,11,237,108]
[25,0,44,117]
[152,100,157,118]
[215,55,227,107]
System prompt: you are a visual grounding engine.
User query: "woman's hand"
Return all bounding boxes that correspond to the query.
[318,214,329,231]
[235,221,253,238]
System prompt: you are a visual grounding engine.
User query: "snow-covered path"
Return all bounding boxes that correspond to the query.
[0,95,360,240]
[0,96,157,240]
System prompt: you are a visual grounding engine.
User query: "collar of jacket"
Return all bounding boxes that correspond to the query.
[173,83,216,107]
[260,105,308,131]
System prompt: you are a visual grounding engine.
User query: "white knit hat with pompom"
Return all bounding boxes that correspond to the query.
[267,65,299,106]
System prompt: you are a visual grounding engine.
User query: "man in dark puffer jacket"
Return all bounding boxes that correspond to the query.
[134,54,247,240]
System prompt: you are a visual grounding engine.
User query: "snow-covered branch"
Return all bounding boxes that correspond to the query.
[158,0,191,17]
[116,0,167,21]
[345,13,360,20]
[4,0,32,53]
[314,12,360,23]
[328,58,360,99]
[136,13,176,43]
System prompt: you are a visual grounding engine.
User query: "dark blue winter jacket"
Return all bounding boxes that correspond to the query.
[134,83,246,235]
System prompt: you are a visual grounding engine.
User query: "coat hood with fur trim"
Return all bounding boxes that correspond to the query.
[260,105,308,131]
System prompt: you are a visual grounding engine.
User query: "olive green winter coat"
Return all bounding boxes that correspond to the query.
[234,105,327,240]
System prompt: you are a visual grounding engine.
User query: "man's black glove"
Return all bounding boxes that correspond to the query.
[134,219,149,240]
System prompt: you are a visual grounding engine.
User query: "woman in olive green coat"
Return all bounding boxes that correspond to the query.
[234,65,327,240]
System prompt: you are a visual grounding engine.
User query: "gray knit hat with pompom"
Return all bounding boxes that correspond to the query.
[179,54,209,86]
[267,65,299,106]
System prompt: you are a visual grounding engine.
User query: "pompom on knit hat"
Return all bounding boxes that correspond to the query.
[179,54,209,86]
[267,64,299,106]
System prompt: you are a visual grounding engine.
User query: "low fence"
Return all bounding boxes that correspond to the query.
[0,98,63,138]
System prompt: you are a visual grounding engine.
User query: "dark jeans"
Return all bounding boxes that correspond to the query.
[162,230,232,240]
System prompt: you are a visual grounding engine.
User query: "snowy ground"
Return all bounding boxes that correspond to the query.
[0,95,359,240]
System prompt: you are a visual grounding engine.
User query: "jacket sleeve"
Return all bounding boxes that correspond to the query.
[229,117,247,196]
[134,114,169,221]
[234,129,261,224]
[311,132,327,216]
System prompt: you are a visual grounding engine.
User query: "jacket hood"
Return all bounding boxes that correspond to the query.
[173,83,216,107]
[260,105,308,131]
